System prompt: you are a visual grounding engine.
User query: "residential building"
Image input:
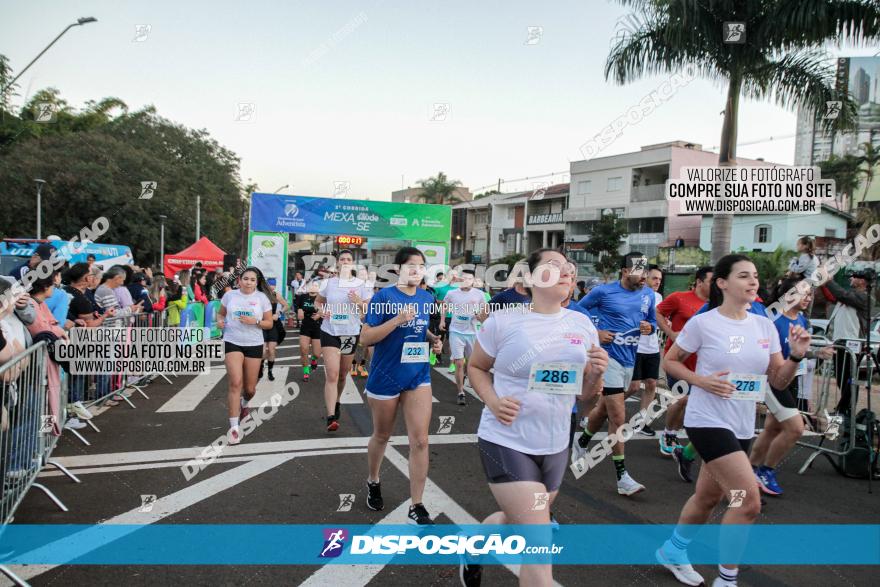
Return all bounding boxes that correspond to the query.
[698,204,851,253]
[566,140,777,271]
[524,184,567,251]
[451,191,530,263]
[391,186,473,203]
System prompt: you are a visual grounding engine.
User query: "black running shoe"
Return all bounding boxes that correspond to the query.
[638,423,656,437]
[267,370,275,381]
[577,431,590,449]
[407,503,434,525]
[334,401,341,420]
[457,392,466,405]
[459,559,482,586]
[366,481,384,511]
[672,447,693,483]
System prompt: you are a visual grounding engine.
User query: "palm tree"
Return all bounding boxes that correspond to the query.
[858,140,880,204]
[819,154,862,209]
[606,0,878,264]
[415,171,464,205]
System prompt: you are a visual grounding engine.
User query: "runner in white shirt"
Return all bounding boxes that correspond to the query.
[462,248,607,587]
[625,265,664,437]
[215,267,275,445]
[315,250,373,432]
[439,270,487,405]
[657,254,810,587]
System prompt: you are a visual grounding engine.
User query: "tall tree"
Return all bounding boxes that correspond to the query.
[819,154,862,207]
[415,171,465,205]
[858,140,880,204]
[584,212,629,279]
[607,0,878,263]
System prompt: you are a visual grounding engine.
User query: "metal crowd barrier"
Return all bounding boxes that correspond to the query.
[1,342,81,587]
[795,341,878,492]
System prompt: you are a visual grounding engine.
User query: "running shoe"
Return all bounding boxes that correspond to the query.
[457,392,466,405]
[240,399,250,421]
[326,416,339,432]
[228,426,242,445]
[756,466,783,496]
[303,373,310,383]
[430,352,437,366]
[711,578,737,587]
[659,433,678,456]
[350,364,357,376]
[64,417,87,430]
[617,472,646,496]
[571,432,590,464]
[68,401,93,420]
[448,363,456,374]
[335,402,341,420]
[366,481,384,511]
[357,364,368,377]
[672,447,693,483]
[638,423,656,437]
[459,559,482,587]
[407,503,435,525]
[310,357,318,369]
[268,370,275,381]
[655,546,705,586]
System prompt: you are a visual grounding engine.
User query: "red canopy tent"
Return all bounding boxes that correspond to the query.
[163,237,226,278]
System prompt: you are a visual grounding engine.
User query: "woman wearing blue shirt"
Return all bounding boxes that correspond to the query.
[360,247,443,525]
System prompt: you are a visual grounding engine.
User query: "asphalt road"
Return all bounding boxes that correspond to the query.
[12,332,879,586]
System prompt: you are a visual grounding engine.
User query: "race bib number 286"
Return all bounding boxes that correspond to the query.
[527,362,582,395]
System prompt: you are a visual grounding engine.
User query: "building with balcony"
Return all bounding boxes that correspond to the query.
[450,191,530,263]
[524,184,568,252]
[565,140,778,270]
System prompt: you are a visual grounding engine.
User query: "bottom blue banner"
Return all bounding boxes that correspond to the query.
[0,525,877,565]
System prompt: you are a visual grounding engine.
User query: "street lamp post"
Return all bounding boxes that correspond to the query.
[159,214,168,272]
[34,179,46,239]
[273,184,290,194]
[196,194,200,241]
[0,18,98,98]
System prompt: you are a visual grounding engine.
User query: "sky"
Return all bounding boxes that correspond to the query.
[3,0,879,200]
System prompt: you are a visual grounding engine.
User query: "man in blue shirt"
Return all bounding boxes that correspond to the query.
[574,252,656,496]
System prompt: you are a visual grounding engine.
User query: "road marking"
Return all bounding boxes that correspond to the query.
[156,370,226,413]
[300,446,562,586]
[433,366,481,402]
[248,368,290,407]
[48,434,480,469]
[8,453,299,582]
[341,374,363,404]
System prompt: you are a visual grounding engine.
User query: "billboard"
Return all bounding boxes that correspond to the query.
[249,193,452,243]
[247,232,288,299]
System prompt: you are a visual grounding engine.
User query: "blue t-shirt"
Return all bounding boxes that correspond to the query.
[488,287,530,309]
[696,300,768,317]
[566,300,592,317]
[45,286,72,326]
[579,281,656,368]
[772,313,809,359]
[364,286,435,396]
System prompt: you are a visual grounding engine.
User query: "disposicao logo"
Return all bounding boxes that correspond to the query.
[319,528,348,558]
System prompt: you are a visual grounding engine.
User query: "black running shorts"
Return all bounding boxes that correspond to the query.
[224,341,264,359]
[632,351,661,380]
[685,426,752,463]
[320,331,359,356]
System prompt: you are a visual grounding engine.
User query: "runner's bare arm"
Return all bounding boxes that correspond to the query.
[359,307,415,346]
[657,314,676,340]
[469,342,519,425]
[581,344,607,401]
[767,324,811,389]
[664,342,734,398]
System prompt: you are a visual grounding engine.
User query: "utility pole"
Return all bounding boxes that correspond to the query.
[196,194,201,241]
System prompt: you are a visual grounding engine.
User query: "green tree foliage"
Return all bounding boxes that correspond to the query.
[415,172,465,205]
[607,0,879,263]
[584,213,628,279]
[0,62,247,266]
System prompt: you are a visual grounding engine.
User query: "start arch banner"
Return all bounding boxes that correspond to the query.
[249,193,452,242]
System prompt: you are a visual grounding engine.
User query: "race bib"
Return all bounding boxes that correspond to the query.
[401,342,430,363]
[453,315,472,324]
[727,373,766,401]
[231,306,255,321]
[527,362,582,395]
[845,340,862,354]
[330,313,350,325]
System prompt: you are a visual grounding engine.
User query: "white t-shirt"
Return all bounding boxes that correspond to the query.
[319,277,374,336]
[676,308,782,439]
[476,308,600,454]
[444,287,487,335]
[221,289,273,347]
[637,290,663,354]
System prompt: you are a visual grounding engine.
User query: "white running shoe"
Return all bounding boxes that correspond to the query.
[68,401,93,420]
[617,472,645,496]
[228,426,242,445]
[571,439,588,465]
[655,546,705,586]
[64,417,87,430]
